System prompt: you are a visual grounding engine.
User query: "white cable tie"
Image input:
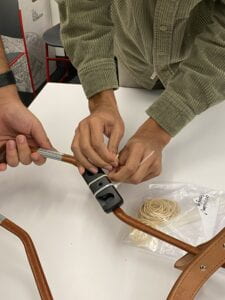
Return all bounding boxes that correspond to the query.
[94,183,114,197]
[88,174,108,187]
[140,150,155,165]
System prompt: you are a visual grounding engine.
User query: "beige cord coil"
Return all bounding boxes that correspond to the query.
[130,198,180,243]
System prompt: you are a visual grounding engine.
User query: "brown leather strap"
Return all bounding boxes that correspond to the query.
[113,208,199,255]
[175,243,209,271]
[175,241,225,271]
[0,218,53,300]
[168,228,225,300]
[2,145,225,299]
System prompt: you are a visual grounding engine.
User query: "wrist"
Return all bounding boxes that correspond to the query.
[138,118,172,147]
[88,89,118,113]
[0,84,21,105]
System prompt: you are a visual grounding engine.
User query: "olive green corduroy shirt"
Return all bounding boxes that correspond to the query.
[57,0,225,136]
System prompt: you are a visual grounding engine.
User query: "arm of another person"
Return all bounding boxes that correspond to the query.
[109,0,225,183]
[0,36,52,171]
[147,0,225,136]
[57,0,124,174]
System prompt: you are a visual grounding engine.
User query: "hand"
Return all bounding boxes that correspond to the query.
[108,118,171,184]
[71,90,124,174]
[0,86,52,171]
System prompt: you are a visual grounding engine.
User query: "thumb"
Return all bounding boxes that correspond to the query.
[31,120,52,149]
[107,125,124,155]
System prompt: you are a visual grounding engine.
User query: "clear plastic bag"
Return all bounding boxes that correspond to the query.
[124,183,225,260]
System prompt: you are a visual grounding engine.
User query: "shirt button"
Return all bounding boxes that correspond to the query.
[159,25,168,32]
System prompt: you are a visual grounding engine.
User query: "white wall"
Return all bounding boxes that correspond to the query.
[8,0,56,91]
[49,0,63,56]
[50,0,60,25]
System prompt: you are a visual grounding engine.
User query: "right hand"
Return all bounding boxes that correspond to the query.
[71,90,124,174]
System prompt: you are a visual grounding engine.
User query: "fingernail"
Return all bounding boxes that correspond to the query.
[8,140,15,150]
[31,153,39,161]
[79,166,85,175]
[89,167,98,174]
[0,164,7,171]
[104,165,113,171]
[17,135,25,144]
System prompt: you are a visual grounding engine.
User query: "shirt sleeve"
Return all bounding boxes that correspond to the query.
[147,0,225,136]
[57,0,118,98]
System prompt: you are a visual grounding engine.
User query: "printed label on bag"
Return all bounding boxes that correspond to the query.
[193,193,219,240]
[194,194,210,215]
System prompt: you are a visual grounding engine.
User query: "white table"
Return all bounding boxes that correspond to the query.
[0,83,225,299]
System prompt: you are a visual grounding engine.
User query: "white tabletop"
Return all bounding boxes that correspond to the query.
[0,83,225,299]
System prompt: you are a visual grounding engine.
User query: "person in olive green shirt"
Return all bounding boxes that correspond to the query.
[57,0,225,184]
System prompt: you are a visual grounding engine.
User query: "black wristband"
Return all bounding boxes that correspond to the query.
[0,70,16,88]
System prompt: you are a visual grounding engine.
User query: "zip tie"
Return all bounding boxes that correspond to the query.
[113,151,155,188]
[88,174,108,187]
[139,150,155,165]
[94,183,114,197]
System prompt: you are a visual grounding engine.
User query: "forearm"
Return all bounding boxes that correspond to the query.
[0,35,19,102]
[0,36,9,73]
[147,0,225,136]
[58,0,118,98]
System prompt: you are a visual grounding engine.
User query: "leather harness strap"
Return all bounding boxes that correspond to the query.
[168,228,225,299]
[114,207,225,299]
[1,146,225,299]
[0,217,53,300]
[175,242,225,271]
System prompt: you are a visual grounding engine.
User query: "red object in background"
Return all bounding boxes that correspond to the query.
[8,10,36,95]
[43,23,70,83]
[45,43,70,82]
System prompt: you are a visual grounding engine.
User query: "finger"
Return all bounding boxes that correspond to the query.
[0,163,7,171]
[78,165,85,175]
[16,135,32,165]
[31,152,46,166]
[108,145,144,182]
[71,131,98,173]
[79,122,113,171]
[118,147,128,166]
[140,172,156,182]
[107,124,124,155]
[110,147,127,172]
[6,140,19,167]
[89,119,116,163]
[128,154,155,184]
[31,119,52,149]
[142,161,162,182]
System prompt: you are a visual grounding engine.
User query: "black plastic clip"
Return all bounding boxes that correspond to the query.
[82,168,123,213]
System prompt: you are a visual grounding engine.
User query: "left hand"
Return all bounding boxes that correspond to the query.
[0,86,52,171]
[108,118,171,184]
